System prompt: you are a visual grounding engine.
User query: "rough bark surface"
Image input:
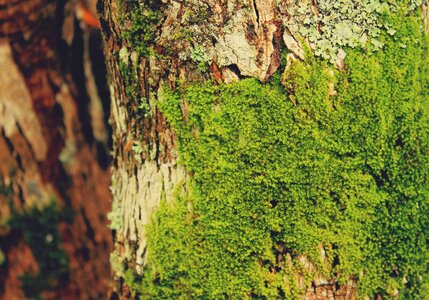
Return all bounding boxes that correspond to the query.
[100,1,362,298]
[0,0,112,298]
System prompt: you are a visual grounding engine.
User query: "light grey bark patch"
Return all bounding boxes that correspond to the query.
[110,160,187,269]
[0,42,47,162]
[158,0,282,81]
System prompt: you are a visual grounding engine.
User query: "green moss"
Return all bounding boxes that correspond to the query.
[116,1,160,130]
[0,248,5,266]
[117,49,150,138]
[121,6,429,300]
[118,0,160,58]
[8,202,71,298]
[118,56,139,102]
[190,45,210,72]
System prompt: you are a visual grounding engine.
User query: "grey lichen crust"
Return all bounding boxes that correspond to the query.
[281,0,424,63]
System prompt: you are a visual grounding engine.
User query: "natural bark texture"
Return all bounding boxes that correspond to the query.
[101,0,428,299]
[99,2,188,297]
[0,0,112,298]
[99,1,358,298]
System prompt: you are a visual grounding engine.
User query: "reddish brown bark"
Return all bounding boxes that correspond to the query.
[0,0,112,299]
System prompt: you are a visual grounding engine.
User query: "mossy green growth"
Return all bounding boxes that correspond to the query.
[131,8,429,300]
[118,0,160,58]
[0,248,5,266]
[8,202,71,298]
[118,55,140,103]
[117,49,151,131]
[116,0,160,113]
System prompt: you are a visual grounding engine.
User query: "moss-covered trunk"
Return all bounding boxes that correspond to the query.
[0,0,112,298]
[101,1,429,299]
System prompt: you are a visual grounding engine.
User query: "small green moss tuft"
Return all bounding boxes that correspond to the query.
[8,201,71,298]
[190,45,211,72]
[116,1,160,124]
[118,0,160,58]
[0,248,5,266]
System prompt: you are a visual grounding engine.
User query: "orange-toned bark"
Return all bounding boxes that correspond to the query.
[0,0,112,298]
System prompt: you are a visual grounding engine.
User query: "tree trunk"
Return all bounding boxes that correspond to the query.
[100,1,429,299]
[0,0,112,298]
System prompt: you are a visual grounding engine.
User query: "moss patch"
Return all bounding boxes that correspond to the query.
[118,0,160,58]
[123,6,429,300]
[8,202,71,298]
[287,0,425,62]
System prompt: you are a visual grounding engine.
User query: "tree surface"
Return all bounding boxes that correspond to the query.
[98,0,429,299]
[0,0,112,298]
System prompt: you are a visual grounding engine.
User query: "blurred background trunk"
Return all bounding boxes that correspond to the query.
[0,0,113,298]
[99,0,429,299]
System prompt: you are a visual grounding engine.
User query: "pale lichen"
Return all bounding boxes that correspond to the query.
[279,0,425,63]
[109,160,187,273]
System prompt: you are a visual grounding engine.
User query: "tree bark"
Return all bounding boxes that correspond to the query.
[100,1,429,299]
[0,0,112,298]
